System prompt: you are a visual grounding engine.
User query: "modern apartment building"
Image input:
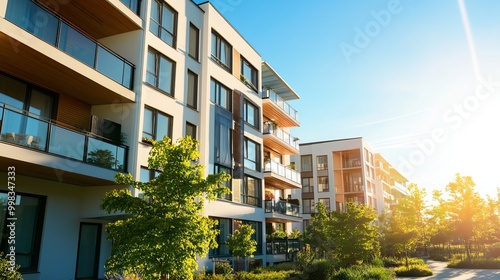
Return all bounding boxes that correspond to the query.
[296,137,408,230]
[0,0,301,278]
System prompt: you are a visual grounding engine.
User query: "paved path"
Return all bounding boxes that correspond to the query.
[397,260,500,279]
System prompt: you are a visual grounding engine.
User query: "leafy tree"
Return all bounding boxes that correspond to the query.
[330,202,380,266]
[101,137,230,280]
[303,202,335,258]
[226,224,257,272]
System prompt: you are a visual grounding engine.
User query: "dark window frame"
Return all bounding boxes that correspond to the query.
[243,99,259,130]
[146,48,176,97]
[318,176,329,192]
[185,122,197,140]
[142,106,173,143]
[211,30,232,72]
[241,175,262,207]
[149,0,177,48]
[188,22,200,61]
[209,216,232,257]
[186,70,198,110]
[244,138,261,172]
[210,78,232,111]
[303,198,314,214]
[301,155,313,172]
[240,56,258,91]
[301,177,314,193]
[318,198,331,212]
[215,164,232,201]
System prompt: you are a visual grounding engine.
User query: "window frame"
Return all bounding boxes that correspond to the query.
[318,198,331,212]
[146,48,176,97]
[241,175,262,207]
[302,198,314,214]
[185,122,197,140]
[301,155,313,172]
[243,99,259,130]
[317,155,328,170]
[210,78,232,111]
[186,70,198,110]
[240,56,258,91]
[317,176,329,192]
[244,138,261,171]
[209,217,232,257]
[211,30,232,72]
[0,191,46,273]
[149,0,177,48]
[188,23,200,61]
[142,106,173,143]
[301,177,314,193]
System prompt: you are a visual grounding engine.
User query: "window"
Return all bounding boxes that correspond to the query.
[317,155,328,170]
[0,191,46,272]
[142,107,173,141]
[150,0,177,47]
[185,122,197,140]
[238,220,263,255]
[344,173,363,192]
[241,175,261,207]
[188,23,199,60]
[301,155,312,172]
[214,107,232,167]
[318,176,329,192]
[244,138,260,171]
[303,219,310,232]
[210,78,231,111]
[209,217,231,257]
[302,177,313,193]
[120,0,140,14]
[215,165,232,201]
[303,199,314,214]
[211,30,232,71]
[186,70,198,109]
[243,99,259,129]
[318,198,331,212]
[146,49,175,96]
[240,56,258,91]
[139,166,161,182]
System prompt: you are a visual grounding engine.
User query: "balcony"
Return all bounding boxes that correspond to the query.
[0,103,128,185]
[263,124,299,155]
[266,239,301,263]
[265,200,302,224]
[0,1,136,105]
[264,162,301,190]
[262,90,300,128]
[383,191,394,201]
[392,181,410,196]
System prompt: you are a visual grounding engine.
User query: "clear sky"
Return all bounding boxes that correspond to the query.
[206,0,500,198]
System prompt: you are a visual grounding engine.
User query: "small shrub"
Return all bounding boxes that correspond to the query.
[394,264,433,277]
[0,253,22,280]
[447,258,500,269]
[304,259,337,280]
[234,270,297,280]
[194,273,226,280]
[332,265,395,280]
[215,261,233,276]
[297,244,315,271]
[370,257,384,267]
[263,262,298,272]
[381,257,400,267]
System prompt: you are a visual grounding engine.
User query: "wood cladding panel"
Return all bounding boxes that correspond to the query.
[57,95,91,130]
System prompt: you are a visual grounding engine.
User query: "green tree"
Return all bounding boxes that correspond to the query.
[101,137,230,280]
[330,202,380,266]
[303,202,335,258]
[226,224,257,272]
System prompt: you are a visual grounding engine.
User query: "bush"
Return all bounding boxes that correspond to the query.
[0,253,22,280]
[303,259,337,280]
[331,265,395,280]
[194,273,226,280]
[234,270,298,280]
[394,264,433,277]
[215,261,233,276]
[262,262,298,272]
[447,258,500,269]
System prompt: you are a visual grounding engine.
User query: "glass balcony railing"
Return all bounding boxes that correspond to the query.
[120,0,141,15]
[5,0,134,89]
[0,103,128,172]
[262,90,299,122]
[263,125,300,150]
[264,162,301,185]
[266,239,301,259]
[264,200,301,217]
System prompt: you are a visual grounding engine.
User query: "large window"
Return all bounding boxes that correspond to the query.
[210,79,231,111]
[185,122,197,140]
[317,155,328,170]
[211,30,232,71]
[243,99,259,129]
[244,138,260,171]
[302,177,313,193]
[186,70,198,110]
[301,155,312,172]
[0,191,46,272]
[146,49,175,96]
[318,198,331,212]
[241,56,258,91]
[241,175,261,207]
[142,107,172,142]
[188,23,200,60]
[318,176,329,192]
[303,199,314,214]
[215,165,232,201]
[150,0,177,47]
[214,107,232,167]
[209,217,231,257]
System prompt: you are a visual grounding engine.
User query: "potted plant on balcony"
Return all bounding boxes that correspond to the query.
[265,191,275,201]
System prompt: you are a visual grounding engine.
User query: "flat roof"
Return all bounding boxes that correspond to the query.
[299,137,363,146]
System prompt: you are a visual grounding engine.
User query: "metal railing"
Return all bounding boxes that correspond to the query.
[0,103,128,171]
[264,161,301,184]
[264,200,300,217]
[263,125,300,150]
[262,89,299,122]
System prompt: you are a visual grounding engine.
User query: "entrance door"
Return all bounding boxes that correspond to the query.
[75,223,102,279]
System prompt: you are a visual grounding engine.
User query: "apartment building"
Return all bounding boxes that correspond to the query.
[296,137,408,230]
[0,0,301,278]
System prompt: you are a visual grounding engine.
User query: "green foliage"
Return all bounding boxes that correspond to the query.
[289,228,301,239]
[87,149,115,168]
[0,253,22,280]
[269,224,287,240]
[331,265,395,280]
[303,202,335,256]
[101,137,231,280]
[303,259,337,280]
[215,261,233,277]
[394,264,433,277]
[447,258,500,269]
[226,224,257,259]
[297,244,316,271]
[234,270,297,280]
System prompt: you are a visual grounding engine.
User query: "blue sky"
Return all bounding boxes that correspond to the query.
[207,0,500,198]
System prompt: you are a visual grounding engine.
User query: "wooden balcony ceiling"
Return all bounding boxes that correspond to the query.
[37,0,141,39]
[0,31,134,105]
[263,134,299,155]
[262,101,300,128]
